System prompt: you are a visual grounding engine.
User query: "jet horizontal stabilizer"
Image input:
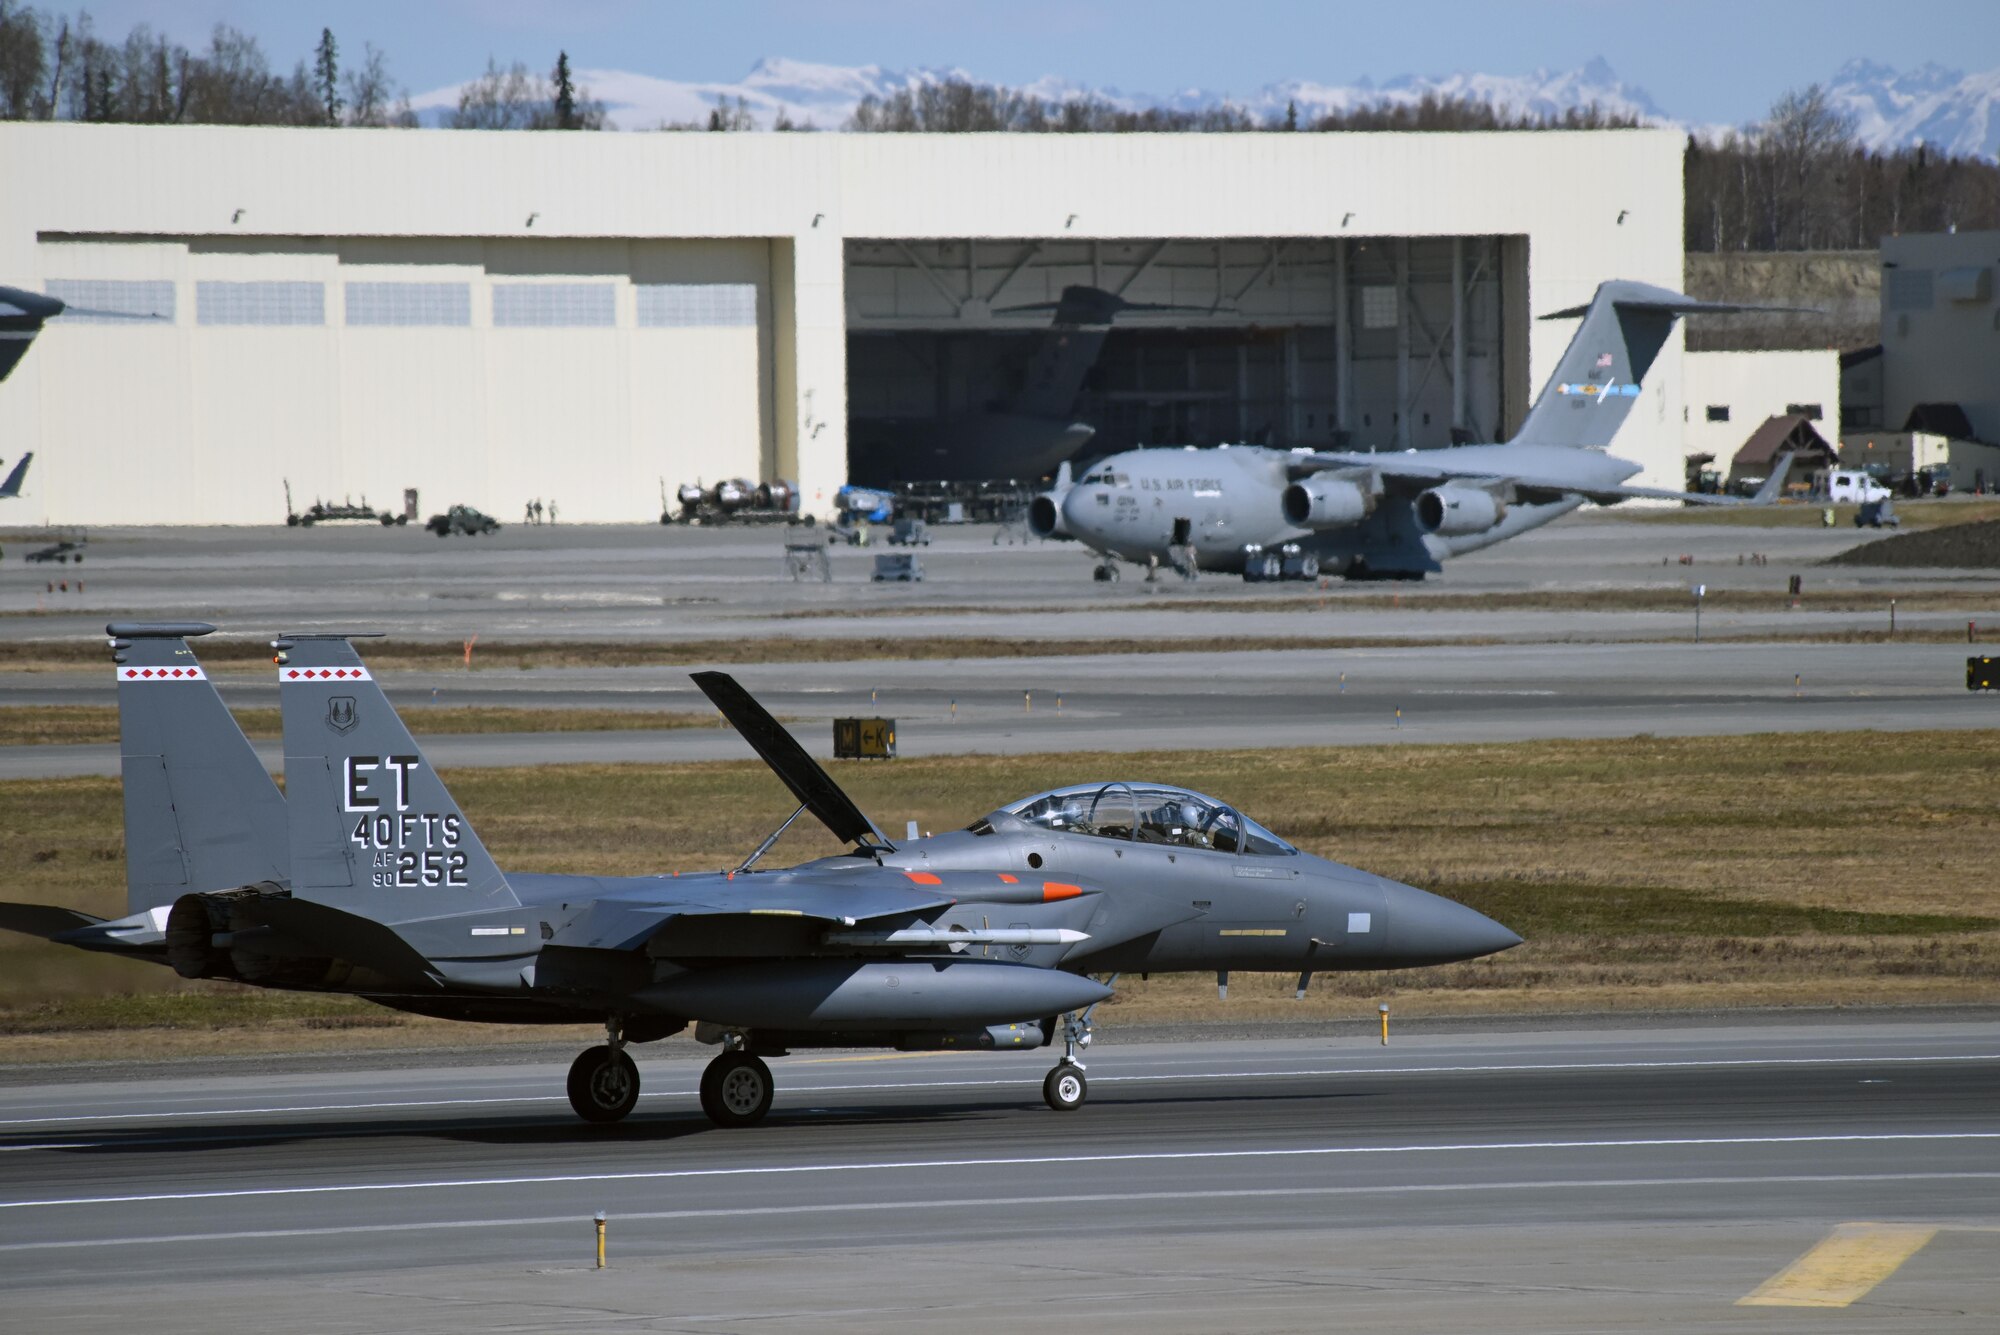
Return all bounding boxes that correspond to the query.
[1536,285,1817,321]
[0,902,108,940]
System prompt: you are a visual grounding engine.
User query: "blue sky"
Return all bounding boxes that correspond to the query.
[69,0,2000,124]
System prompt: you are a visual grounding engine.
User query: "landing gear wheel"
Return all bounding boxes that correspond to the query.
[700,1051,774,1128]
[567,1045,640,1124]
[1043,1062,1088,1111]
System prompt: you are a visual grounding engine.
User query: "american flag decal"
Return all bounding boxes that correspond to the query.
[1595,352,1613,367]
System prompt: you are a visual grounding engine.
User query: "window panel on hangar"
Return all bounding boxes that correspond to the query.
[842,235,1516,474]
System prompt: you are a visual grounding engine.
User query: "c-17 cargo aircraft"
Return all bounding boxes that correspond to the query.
[1031,280,1797,580]
[0,624,1520,1127]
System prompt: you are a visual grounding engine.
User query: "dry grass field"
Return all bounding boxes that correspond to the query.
[0,730,1994,1061]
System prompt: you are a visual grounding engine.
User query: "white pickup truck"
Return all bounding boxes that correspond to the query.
[1819,469,1892,505]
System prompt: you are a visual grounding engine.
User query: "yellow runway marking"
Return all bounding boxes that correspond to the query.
[1738,1222,1939,1307]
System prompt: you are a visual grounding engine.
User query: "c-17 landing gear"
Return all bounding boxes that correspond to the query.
[568,1017,641,1123]
[1043,1009,1096,1111]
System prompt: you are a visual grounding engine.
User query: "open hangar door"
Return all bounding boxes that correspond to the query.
[843,237,1522,487]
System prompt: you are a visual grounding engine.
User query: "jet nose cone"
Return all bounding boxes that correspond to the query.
[1380,881,1522,966]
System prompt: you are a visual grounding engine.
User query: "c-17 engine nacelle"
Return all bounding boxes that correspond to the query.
[1415,484,1506,536]
[1028,493,1069,538]
[1281,477,1374,529]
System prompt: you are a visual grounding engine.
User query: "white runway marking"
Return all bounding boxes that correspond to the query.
[2,1132,1996,1211]
[0,1171,1995,1252]
[0,1051,1989,1128]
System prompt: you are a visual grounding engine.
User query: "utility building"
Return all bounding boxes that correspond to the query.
[1878,229,2000,446]
[0,123,1684,525]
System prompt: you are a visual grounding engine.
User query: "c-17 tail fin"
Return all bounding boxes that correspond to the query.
[111,622,288,915]
[1512,280,1798,452]
[0,453,31,499]
[276,633,516,921]
[0,287,65,383]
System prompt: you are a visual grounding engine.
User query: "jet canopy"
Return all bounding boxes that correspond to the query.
[999,783,1296,856]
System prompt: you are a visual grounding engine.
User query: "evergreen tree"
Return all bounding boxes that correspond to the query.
[552,50,576,129]
[313,27,339,126]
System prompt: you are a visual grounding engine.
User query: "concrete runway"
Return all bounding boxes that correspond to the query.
[1,513,1994,780]
[0,1017,1994,1331]
[3,511,1996,648]
[2,638,1993,780]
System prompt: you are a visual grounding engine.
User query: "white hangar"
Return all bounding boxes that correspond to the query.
[0,123,1686,525]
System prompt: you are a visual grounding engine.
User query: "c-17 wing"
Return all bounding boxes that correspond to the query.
[1291,448,1795,508]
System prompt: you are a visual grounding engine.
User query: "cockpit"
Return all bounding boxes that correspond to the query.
[996,783,1296,856]
[1077,469,1131,487]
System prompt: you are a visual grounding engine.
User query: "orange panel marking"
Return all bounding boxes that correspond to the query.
[1042,882,1083,901]
[998,874,1019,884]
[904,871,943,885]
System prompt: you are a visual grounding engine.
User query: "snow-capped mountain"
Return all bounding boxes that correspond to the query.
[410,55,2000,159]
[1166,57,1673,127]
[408,56,971,129]
[1824,59,2000,159]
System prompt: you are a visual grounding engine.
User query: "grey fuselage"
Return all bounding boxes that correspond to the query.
[381,799,1515,1026]
[1057,443,1639,576]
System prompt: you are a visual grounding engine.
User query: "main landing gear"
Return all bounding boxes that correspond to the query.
[565,1020,777,1128]
[699,1046,774,1128]
[567,1018,641,1124]
[1043,1009,1095,1111]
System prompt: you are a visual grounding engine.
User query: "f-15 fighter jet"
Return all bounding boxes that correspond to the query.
[1,624,1520,1127]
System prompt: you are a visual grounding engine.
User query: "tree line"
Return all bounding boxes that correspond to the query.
[849,77,1999,245]
[3,7,1994,246]
[0,4,604,129]
[1683,85,2000,250]
[847,81,1643,133]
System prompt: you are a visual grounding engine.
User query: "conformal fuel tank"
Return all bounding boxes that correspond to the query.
[635,960,1113,1030]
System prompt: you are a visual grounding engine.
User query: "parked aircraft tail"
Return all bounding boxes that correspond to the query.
[276,633,517,920]
[999,285,1208,422]
[0,453,31,499]
[111,623,288,915]
[0,287,65,383]
[1511,280,1779,451]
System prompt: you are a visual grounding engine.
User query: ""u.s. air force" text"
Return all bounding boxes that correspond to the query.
[342,753,469,888]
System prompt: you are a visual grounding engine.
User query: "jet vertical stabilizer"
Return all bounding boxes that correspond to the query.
[276,634,517,919]
[1006,285,1130,420]
[1512,280,1775,451]
[0,286,65,383]
[111,622,288,915]
[0,453,32,499]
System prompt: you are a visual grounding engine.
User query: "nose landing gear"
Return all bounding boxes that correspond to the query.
[1043,1006,1099,1111]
